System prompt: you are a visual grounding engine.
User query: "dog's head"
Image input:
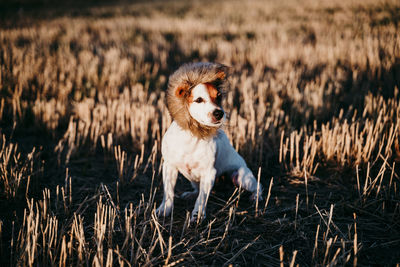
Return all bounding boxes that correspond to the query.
[187,82,225,127]
[167,62,228,139]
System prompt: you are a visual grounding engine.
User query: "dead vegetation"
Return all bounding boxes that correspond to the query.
[0,0,400,265]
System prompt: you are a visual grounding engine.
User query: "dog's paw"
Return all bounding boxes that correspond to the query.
[156,203,172,217]
[190,210,206,224]
[250,191,263,203]
[180,191,198,200]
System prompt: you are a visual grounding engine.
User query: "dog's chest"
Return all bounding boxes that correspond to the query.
[162,122,217,181]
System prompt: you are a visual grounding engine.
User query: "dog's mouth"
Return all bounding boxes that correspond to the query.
[211,116,224,125]
[212,118,222,124]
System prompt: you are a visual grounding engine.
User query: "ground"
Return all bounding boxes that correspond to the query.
[0,0,399,265]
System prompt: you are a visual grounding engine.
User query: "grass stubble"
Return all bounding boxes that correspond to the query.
[0,0,400,265]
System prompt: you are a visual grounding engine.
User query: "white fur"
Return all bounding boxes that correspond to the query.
[157,121,264,222]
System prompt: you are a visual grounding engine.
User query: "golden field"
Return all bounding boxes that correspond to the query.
[0,0,399,265]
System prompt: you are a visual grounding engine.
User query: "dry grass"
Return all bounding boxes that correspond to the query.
[0,0,400,265]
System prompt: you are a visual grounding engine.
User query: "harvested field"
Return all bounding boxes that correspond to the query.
[0,0,399,265]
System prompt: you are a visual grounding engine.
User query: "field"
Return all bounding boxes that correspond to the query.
[1,0,400,265]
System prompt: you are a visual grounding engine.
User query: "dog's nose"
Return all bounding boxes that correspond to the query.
[213,109,224,120]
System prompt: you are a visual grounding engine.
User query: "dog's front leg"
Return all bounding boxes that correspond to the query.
[156,162,178,217]
[191,168,216,223]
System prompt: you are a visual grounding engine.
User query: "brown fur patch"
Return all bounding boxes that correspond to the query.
[215,70,226,80]
[205,83,219,104]
[187,91,194,103]
[166,62,228,139]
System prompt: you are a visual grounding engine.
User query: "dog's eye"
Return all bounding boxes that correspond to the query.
[194,97,204,103]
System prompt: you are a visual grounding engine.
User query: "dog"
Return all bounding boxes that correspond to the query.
[156,62,263,222]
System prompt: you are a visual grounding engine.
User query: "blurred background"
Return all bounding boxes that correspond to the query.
[0,0,399,265]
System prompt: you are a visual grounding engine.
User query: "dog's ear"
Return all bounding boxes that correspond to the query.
[215,65,230,81]
[216,70,226,80]
[175,83,189,98]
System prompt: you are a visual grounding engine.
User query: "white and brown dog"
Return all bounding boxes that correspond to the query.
[157,62,263,222]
